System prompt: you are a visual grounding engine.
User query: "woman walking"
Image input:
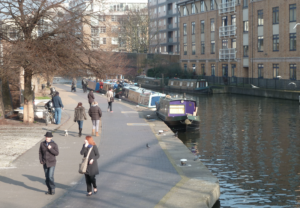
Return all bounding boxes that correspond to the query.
[88,90,95,107]
[80,136,100,196]
[106,87,114,112]
[71,78,77,92]
[74,102,87,137]
[88,101,102,136]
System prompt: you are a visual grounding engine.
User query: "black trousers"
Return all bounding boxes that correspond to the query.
[108,102,112,111]
[85,174,97,193]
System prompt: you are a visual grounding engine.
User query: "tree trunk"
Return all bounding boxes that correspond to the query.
[23,70,34,123]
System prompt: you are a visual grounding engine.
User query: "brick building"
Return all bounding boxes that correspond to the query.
[177,0,299,85]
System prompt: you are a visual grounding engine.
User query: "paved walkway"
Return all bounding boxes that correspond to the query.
[0,84,181,208]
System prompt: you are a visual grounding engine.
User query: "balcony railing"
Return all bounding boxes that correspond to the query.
[219,0,236,15]
[168,10,173,15]
[168,38,173,43]
[168,24,173,29]
[219,25,237,37]
[219,48,237,60]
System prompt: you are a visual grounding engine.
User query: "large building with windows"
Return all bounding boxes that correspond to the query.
[148,0,180,54]
[177,0,299,84]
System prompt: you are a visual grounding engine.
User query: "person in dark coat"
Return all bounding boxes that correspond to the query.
[88,101,102,136]
[71,78,77,92]
[82,78,88,93]
[52,92,64,125]
[74,102,87,137]
[80,136,100,196]
[87,90,95,107]
[39,132,59,195]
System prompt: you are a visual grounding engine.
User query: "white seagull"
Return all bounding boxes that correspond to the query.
[251,84,259,89]
[288,82,297,88]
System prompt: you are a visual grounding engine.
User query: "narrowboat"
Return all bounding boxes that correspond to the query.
[167,79,211,93]
[136,76,162,89]
[156,96,200,128]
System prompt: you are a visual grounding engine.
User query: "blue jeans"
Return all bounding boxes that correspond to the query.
[43,165,55,190]
[77,120,83,129]
[54,108,62,124]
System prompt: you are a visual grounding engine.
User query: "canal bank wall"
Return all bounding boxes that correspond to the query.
[105,95,220,208]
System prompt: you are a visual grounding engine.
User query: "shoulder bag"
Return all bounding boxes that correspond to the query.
[110,97,114,102]
[79,147,93,174]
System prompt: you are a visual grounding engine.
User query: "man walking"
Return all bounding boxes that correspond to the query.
[39,132,59,195]
[52,92,64,124]
[82,78,87,93]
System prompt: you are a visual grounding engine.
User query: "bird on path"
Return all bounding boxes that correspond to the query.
[146,144,150,148]
[174,131,178,137]
[288,82,297,88]
[251,84,259,89]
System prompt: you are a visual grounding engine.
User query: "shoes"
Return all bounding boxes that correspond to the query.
[110,111,113,113]
[79,128,82,137]
[45,189,55,195]
[86,192,92,196]
[92,129,95,136]
[95,132,99,136]
[94,189,98,194]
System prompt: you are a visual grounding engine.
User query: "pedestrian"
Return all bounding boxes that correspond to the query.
[71,78,77,92]
[106,87,114,112]
[52,91,64,124]
[39,132,59,195]
[82,78,87,93]
[88,101,102,136]
[88,89,95,107]
[74,102,87,137]
[80,136,100,196]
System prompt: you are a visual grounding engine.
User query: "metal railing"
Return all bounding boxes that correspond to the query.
[168,10,172,15]
[219,25,237,37]
[168,38,173,43]
[219,0,236,15]
[168,24,173,29]
[219,48,236,60]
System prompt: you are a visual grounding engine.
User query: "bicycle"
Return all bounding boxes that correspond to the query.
[45,101,55,126]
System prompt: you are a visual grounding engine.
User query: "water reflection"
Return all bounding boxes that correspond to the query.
[172,93,300,207]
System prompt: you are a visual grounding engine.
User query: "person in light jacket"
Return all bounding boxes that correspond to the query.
[106,87,114,112]
[74,102,87,137]
[80,136,100,196]
[88,90,95,107]
[88,101,102,136]
[39,132,59,195]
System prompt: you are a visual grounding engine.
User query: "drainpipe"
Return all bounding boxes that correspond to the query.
[251,0,254,84]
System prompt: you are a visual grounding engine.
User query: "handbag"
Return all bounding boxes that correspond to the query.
[79,146,93,174]
[110,97,114,102]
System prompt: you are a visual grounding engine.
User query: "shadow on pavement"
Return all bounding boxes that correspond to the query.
[0,175,44,193]
[22,174,71,190]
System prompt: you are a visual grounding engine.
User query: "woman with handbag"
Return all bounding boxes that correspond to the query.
[74,102,87,137]
[80,136,100,196]
[88,101,102,136]
[106,87,114,112]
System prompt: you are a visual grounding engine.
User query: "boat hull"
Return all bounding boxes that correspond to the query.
[156,111,200,129]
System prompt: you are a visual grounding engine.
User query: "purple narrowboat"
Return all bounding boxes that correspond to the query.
[156,96,200,128]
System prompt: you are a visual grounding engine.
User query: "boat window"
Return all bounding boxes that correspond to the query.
[171,81,173,85]
[169,105,185,114]
[187,82,190,87]
[191,82,194,87]
[180,82,182,86]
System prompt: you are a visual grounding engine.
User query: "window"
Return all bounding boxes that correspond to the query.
[91,27,99,36]
[201,64,205,75]
[184,64,187,71]
[211,41,215,54]
[273,35,279,51]
[210,19,215,32]
[111,15,117,22]
[164,5,166,12]
[183,6,187,16]
[90,16,98,26]
[222,64,228,77]
[231,15,236,26]
[184,45,187,55]
[158,7,160,13]
[231,64,236,77]
[210,0,214,10]
[243,45,249,57]
[290,4,296,22]
[273,64,279,78]
[290,64,297,80]
[99,15,105,22]
[192,3,195,14]
[258,10,263,26]
[100,26,106,33]
[192,64,196,73]
[192,44,196,55]
[201,21,205,33]
[258,64,263,78]
[258,36,264,52]
[111,26,118,33]
[290,33,296,51]
[272,7,279,24]
[200,1,205,12]
[191,22,195,34]
[243,0,248,8]
[243,21,249,32]
[222,16,227,27]
[222,39,228,49]
[111,37,118,45]
[231,39,236,48]
[183,23,187,35]
[201,41,205,54]
[91,38,99,49]
[100,37,106,44]
[211,64,215,76]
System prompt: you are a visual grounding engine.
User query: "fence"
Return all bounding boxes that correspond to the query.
[199,76,300,91]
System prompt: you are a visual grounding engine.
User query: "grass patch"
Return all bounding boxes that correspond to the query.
[35,96,51,100]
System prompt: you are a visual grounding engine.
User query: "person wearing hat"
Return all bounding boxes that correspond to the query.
[39,132,59,195]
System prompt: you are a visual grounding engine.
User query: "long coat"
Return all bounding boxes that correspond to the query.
[88,105,102,120]
[80,145,100,176]
[88,91,95,104]
[106,90,113,102]
[39,140,59,168]
[74,107,87,121]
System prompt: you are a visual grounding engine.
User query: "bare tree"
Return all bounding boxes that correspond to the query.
[0,0,126,123]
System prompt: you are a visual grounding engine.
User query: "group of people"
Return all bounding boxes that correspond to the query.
[40,82,116,197]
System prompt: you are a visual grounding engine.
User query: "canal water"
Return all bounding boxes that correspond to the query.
[167,93,300,207]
